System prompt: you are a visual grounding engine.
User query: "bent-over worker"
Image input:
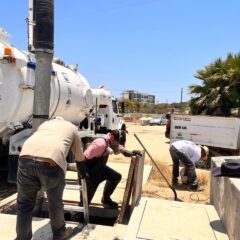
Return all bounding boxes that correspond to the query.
[78,130,141,208]
[16,117,84,240]
[169,140,209,190]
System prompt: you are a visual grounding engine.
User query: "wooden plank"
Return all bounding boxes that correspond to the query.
[0,193,17,209]
[65,184,82,190]
[117,157,136,223]
[130,153,144,212]
[81,178,89,224]
[65,179,78,184]
[63,205,85,212]
[130,157,140,211]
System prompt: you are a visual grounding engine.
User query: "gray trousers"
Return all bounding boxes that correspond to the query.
[16,159,66,240]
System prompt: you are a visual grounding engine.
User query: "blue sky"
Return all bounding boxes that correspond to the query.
[1,1,240,103]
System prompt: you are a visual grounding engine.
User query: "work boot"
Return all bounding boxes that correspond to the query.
[102,180,120,208]
[101,197,118,208]
[54,227,73,240]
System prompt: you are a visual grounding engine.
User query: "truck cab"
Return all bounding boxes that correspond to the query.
[92,87,124,133]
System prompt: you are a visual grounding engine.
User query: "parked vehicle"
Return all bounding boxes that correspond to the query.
[140,117,152,126]
[170,114,240,150]
[0,28,125,183]
[170,113,240,164]
[149,116,167,126]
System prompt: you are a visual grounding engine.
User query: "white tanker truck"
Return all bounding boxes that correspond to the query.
[0,28,125,182]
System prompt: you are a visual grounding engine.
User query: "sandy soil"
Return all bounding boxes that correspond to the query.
[109,121,211,204]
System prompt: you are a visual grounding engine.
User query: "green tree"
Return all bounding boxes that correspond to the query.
[189,53,240,115]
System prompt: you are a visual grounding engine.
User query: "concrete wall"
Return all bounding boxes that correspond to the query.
[211,156,240,240]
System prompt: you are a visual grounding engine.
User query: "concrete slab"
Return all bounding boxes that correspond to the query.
[0,213,126,240]
[125,197,229,240]
[0,213,75,239]
[72,223,126,240]
[211,156,240,240]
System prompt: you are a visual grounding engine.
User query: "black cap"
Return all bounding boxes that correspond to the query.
[212,159,240,177]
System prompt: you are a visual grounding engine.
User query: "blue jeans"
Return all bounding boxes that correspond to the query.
[169,145,197,186]
[16,159,66,240]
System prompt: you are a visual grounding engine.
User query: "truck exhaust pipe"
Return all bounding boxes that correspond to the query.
[33,0,54,50]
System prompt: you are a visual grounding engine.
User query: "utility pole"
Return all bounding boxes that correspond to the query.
[180,88,183,112]
[29,0,54,131]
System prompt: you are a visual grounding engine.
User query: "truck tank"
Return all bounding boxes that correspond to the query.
[0,28,93,139]
[92,87,112,105]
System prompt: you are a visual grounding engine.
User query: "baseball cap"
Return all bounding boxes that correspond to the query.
[110,130,120,141]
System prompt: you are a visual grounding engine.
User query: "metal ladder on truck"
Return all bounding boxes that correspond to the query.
[64,178,89,224]
[43,177,89,224]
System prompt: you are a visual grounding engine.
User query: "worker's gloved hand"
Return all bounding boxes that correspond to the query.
[132,150,142,157]
[122,149,135,157]
[76,161,88,179]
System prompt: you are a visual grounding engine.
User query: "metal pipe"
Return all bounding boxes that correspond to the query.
[134,133,179,201]
[32,0,54,131]
[33,0,54,50]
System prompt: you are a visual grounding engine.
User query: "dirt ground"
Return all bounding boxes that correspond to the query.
[109,121,211,204]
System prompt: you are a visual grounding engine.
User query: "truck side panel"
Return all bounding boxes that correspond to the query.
[170,114,240,150]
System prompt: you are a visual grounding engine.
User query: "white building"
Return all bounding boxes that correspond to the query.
[122,90,155,105]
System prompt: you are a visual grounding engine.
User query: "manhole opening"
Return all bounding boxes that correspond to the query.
[1,205,121,227]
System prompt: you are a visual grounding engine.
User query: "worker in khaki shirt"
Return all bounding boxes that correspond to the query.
[16,117,84,240]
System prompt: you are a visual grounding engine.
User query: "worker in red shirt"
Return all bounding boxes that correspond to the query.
[77,130,141,208]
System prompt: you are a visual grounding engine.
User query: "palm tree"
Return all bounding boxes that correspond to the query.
[189,53,240,115]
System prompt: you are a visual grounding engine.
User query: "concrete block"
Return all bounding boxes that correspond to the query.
[211,156,240,240]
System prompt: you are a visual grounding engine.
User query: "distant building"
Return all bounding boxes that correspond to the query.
[122,90,155,105]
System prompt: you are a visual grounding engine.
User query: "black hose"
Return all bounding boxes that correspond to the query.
[33,0,54,50]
